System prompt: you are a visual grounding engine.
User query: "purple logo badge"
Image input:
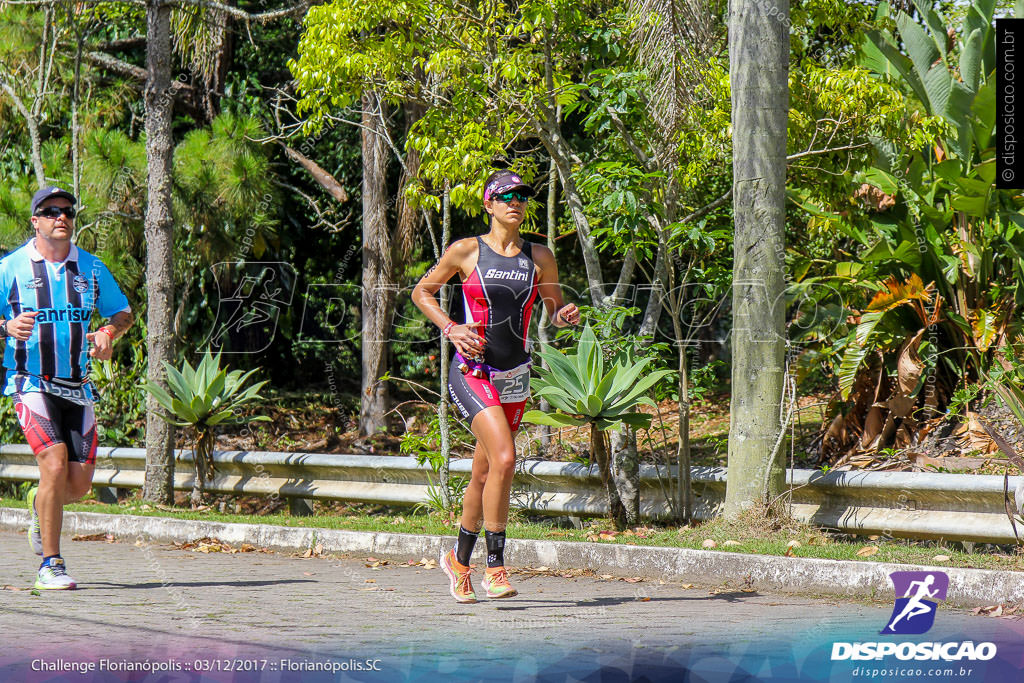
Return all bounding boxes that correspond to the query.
[881,571,949,635]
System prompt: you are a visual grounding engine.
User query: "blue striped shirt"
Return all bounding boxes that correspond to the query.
[0,239,130,398]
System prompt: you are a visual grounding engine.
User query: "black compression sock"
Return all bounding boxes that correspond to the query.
[485,530,506,568]
[455,526,479,566]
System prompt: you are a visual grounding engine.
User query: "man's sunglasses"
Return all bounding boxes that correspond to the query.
[492,191,529,204]
[35,206,76,219]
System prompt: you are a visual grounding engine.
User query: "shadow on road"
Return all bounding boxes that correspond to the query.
[489,590,760,610]
[83,579,316,590]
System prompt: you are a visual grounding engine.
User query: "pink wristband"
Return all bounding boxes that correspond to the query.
[442,321,455,338]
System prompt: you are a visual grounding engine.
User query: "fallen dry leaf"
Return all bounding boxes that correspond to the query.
[72,533,115,543]
[723,540,741,547]
[974,605,1003,617]
[365,579,376,583]
[702,539,718,549]
[932,555,951,562]
[303,572,314,576]
[787,540,802,549]
[856,545,880,557]
[681,584,694,589]
[622,577,643,583]
[637,597,651,602]
[600,574,614,580]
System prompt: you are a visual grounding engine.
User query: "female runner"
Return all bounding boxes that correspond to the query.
[412,169,579,602]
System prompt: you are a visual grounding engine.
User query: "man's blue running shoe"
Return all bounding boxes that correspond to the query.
[35,557,76,590]
[27,486,42,555]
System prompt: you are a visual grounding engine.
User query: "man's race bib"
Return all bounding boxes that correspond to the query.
[38,378,92,405]
[489,362,531,403]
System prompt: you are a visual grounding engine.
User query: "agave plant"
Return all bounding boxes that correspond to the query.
[144,349,270,507]
[522,324,673,529]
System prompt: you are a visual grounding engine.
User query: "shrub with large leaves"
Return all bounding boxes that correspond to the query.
[144,349,270,506]
[523,324,673,529]
[796,0,1024,462]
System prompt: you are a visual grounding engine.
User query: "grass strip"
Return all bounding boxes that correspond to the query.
[2,496,1022,573]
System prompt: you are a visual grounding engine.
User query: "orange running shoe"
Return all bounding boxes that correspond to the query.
[481,566,518,599]
[440,547,477,603]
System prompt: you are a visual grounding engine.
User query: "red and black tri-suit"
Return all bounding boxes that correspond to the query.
[447,236,539,432]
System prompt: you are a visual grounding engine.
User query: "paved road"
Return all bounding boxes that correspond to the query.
[0,529,1019,682]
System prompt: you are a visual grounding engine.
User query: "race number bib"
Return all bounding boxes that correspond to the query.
[490,362,531,403]
[38,378,92,406]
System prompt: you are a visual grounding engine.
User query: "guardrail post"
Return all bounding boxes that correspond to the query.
[94,486,118,504]
[288,496,315,517]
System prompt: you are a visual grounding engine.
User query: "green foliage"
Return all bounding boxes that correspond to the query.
[145,348,270,430]
[291,0,625,204]
[523,323,673,432]
[399,411,472,472]
[689,360,726,404]
[400,411,472,517]
[144,349,270,504]
[91,319,148,446]
[796,0,1024,459]
[412,472,470,518]
[984,346,1024,430]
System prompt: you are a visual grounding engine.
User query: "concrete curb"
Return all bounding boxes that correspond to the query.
[2,507,1021,608]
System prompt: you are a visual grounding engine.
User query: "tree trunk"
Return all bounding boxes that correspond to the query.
[592,426,626,530]
[724,0,789,518]
[142,0,176,505]
[392,101,424,270]
[358,91,394,437]
[536,157,558,453]
[545,145,606,307]
[609,426,639,526]
[438,183,451,508]
[672,315,694,523]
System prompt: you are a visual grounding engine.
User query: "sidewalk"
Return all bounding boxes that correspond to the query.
[0,527,1013,683]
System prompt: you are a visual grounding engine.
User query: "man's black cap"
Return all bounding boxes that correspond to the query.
[31,186,77,215]
[484,171,535,200]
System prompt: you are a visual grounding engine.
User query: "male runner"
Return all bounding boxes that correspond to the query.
[5,186,133,590]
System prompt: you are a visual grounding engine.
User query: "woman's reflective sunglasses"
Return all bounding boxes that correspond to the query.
[35,206,76,219]
[492,191,529,204]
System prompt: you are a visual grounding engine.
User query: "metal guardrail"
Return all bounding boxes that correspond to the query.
[1,445,1021,543]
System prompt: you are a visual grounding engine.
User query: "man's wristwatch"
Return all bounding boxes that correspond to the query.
[1,319,8,337]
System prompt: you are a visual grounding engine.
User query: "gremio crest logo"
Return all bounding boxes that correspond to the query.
[831,571,997,663]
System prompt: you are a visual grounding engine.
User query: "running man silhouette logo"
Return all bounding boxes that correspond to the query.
[202,262,297,354]
[880,571,949,635]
